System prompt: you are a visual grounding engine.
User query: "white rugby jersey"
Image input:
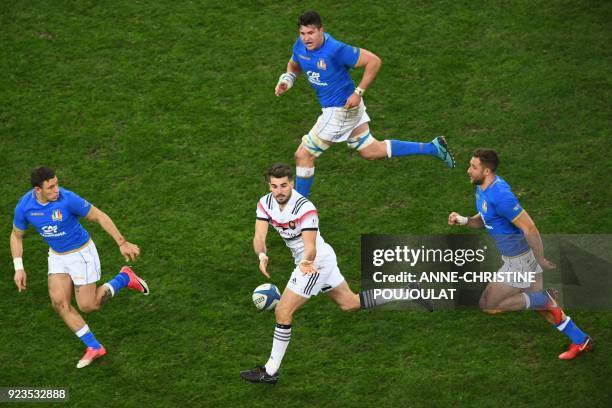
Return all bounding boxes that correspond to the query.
[256,189,334,263]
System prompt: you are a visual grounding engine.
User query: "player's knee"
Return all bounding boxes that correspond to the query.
[274,302,294,324]
[77,302,99,314]
[295,146,315,165]
[479,296,497,313]
[51,299,71,315]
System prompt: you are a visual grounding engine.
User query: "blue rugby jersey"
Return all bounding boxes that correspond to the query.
[13,187,92,253]
[291,33,361,108]
[475,176,530,256]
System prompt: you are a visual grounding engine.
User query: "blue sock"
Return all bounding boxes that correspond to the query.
[526,291,548,309]
[105,271,130,296]
[76,325,102,350]
[390,139,437,158]
[557,317,588,345]
[296,176,314,198]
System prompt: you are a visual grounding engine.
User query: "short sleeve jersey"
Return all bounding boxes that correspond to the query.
[475,176,529,257]
[291,33,361,108]
[256,189,332,263]
[13,187,92,253]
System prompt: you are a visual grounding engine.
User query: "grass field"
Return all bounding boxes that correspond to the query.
[1,0,611,406]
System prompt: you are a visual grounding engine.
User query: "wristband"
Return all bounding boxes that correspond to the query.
[258,252,267,261]
[457,215,468,225]
[354,87,365,96]
[13,257,24,271]
[278,72,297,89]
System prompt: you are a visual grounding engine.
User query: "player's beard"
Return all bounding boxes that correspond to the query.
[274,191,291,204]
[470,174,485,185]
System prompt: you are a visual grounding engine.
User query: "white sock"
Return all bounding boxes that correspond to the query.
[296,166,315,178]
[264,323,292,375]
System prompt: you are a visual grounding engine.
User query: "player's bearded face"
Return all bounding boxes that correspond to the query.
[269,177,293,204]
[299,25,324,50]
[468,158,486,185]
[37,177,60,202]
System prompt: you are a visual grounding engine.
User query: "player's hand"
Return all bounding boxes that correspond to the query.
[537,257,556,271]
[14,269,27,292]
[258,254,270,279]
[119,241,140,262]
[448,212,461,225]
[343,92,361,109]
[275,82,289,96]
[299,260,317,275]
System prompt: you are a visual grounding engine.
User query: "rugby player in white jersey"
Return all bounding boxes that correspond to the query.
[240,164,428,384]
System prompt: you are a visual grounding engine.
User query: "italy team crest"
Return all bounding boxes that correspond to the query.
[317,58,327,70]
[51,209,63,222]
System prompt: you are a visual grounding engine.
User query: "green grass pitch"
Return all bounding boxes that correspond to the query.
[1,1,610,406]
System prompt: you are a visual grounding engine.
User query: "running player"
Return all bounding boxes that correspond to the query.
[10,167,149,368]
[448,149,592,360]
[240,164,427,384]
[275,11,455,198]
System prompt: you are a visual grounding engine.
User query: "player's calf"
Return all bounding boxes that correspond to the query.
[357,139,387,160]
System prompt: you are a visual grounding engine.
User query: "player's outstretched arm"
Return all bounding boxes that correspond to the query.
[344,49,382,109]
[512,211,556,270]
[448,212,485,229]
[275,60,302,96]
[253,220,270,278]
[299,230,317,275]
[10,226,27,292]
[85,206,140,262]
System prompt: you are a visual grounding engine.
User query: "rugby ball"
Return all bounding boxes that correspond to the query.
[252,283,281,311]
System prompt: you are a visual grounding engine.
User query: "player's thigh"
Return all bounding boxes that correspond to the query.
[48,273,73,309]
[326,280,359,311]
[480,282,523,310]
[276,287,309,318]
[65,241,101,286]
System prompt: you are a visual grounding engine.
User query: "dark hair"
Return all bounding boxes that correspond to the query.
[472,148,499,172]
[265,163,293,181]
[298,11,322,28]
[30,166,56,188]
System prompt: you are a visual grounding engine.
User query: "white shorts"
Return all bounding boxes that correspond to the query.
[48,240,101,286]
[286,253,345,299]
[309,99,370,143]
[498,250,543,289]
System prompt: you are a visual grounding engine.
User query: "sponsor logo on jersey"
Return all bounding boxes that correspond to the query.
[513,204,520,212]
[306,71,328,86]
[30,212,44,216]
[51,209,63,222]
[482,201,488,213]
[317,58,327,70]
[298,54,310,60]
[40,225,67,238]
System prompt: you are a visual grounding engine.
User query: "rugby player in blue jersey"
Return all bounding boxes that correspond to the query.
[448,149,592,360]
[10,167,149,368]
[275,11,455,198]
